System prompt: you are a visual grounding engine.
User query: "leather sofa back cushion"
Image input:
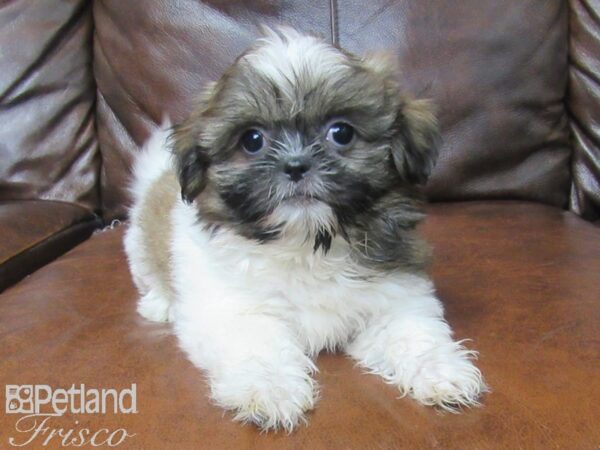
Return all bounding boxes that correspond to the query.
[94,0,572,220]
[568,0,600,222]
[0,1,99,211]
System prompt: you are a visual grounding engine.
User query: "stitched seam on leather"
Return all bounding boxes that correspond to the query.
[330,0,339,46]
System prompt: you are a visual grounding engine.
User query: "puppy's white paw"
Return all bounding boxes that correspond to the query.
[403,342,487,410]
[137,291,172,322]
[210,363,318,432]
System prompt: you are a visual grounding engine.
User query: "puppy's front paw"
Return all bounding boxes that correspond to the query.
[405,342,487,411]
[210,363,318,432]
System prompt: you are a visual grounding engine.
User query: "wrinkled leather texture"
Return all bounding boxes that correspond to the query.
[0,200,99,292]
[338,0,572,209]
[1,202,598,449]
[94,0,332,219]
[94,1,572,220]
[0,0,99,211]
[568,0,600,222]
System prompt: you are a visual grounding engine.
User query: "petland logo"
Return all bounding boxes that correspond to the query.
[5,384,137,447]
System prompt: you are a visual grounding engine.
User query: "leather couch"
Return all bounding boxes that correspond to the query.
[1,1,598,448]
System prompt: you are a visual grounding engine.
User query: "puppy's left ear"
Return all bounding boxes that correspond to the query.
[392,99,440,185]
[362,53,440,185]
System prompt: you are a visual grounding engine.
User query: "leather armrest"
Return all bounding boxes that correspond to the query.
[0,200,101,292]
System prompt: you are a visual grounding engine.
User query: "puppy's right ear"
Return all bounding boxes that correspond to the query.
[171,82,218,203]
[174,142,210,204]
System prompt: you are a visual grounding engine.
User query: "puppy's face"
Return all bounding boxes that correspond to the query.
[172,28,438,247]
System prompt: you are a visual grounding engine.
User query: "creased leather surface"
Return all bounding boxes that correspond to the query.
[94,1,572,221]
[337,0,572,209]
[0,0,99,211]
[94,0,332,219]
[1,202,598,449]
[568,0,600,222]
[0,200,99,292]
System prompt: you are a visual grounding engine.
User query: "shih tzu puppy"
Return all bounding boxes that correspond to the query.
[124,27,486,432]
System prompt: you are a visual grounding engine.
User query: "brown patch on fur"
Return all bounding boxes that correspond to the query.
[138,170,179,300]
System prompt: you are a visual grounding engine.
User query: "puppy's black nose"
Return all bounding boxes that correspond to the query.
[283,159,310,182]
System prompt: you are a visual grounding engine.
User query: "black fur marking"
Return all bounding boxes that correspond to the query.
[325,173,388,228]
[313,229,333,253]
[217,171,283,243]
[177,146,211,203]
[252,225,282,243]
[219,183,266,224]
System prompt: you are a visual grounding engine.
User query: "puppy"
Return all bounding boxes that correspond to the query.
[124,27,486,432]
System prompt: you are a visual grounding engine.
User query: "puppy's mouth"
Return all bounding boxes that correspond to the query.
[279,178,326,201]
[283,194,321,206]
[281,188,323,205]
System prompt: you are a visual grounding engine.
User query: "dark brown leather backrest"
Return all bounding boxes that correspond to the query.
[94,0,573,220]
[0,0,99,212]
[94,0,334,219]
[568,0,600,222]
[3,1,593,222]
[338,1,571,209]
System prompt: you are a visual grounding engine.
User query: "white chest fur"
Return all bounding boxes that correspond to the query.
[170,199,433,355]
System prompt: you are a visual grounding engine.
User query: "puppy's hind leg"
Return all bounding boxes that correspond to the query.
[137,289,173,323]
[124,220,175,323]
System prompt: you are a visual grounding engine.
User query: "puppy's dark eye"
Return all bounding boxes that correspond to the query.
[326,122,355,147]
[240,129,265,154]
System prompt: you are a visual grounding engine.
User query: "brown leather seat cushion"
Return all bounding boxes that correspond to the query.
[0,200,100,292]
[1,202,598,448]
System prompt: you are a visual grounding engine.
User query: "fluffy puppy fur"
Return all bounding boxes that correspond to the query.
[124,27,486,432]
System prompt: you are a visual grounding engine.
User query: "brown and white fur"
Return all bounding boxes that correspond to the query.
[124,27,486,432]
